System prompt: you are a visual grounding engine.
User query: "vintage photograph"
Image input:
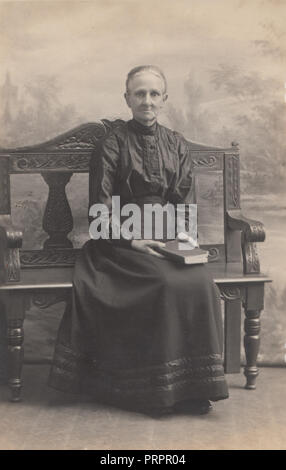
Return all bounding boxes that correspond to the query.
[0,0,285,451]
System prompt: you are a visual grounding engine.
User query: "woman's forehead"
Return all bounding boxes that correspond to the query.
[128,71,166,91]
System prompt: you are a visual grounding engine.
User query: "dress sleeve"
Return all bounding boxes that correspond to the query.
[88,132,132,247]
[170,132,197,240]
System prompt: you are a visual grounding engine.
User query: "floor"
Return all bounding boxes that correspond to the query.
[0,365,285,450]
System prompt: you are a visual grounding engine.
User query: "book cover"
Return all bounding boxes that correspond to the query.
[155,240,209,264]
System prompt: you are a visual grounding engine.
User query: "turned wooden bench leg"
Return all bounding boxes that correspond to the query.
[243,283,264,390]
[8,317,24,401]
[3,291,28,402]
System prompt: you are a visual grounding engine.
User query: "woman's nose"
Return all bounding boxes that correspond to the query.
[143,93,152,104]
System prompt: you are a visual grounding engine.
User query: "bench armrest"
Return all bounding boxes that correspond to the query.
[226,210,265,274]
[226,210,265,242]
[0,216,23,283]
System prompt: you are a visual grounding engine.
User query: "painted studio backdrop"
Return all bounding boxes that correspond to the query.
[0,0,285,365]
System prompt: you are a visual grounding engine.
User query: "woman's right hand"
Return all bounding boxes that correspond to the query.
[131,239,166,258]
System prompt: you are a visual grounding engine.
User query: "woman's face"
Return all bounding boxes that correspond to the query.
[125,72,168,126]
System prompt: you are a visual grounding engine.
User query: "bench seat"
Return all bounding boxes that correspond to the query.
[0,263,271,291]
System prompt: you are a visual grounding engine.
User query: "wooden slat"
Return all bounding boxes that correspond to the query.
[0,267,73,290]
[224,299,241,373]
[9,152,91,174]
[0,156,11,214]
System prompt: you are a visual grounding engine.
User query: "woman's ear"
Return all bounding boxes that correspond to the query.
[163,93,168,103]
[124,92,130,108]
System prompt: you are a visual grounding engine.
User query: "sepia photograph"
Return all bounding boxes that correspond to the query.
[0,0,285,452]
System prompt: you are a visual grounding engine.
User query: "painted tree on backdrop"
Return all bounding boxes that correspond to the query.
[209,63,286,194]
[0,73,80,147]
[166,65,285,195]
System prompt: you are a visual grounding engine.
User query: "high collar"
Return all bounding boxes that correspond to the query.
[128,118,158,136]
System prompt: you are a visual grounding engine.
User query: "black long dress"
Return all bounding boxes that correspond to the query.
[48,118,229,411]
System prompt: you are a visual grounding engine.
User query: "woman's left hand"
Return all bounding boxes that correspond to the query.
[130,239,166,258]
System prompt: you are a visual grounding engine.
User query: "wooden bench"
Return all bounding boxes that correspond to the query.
[0,120,271,402]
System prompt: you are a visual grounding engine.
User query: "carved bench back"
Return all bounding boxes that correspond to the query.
[0,120,240,269]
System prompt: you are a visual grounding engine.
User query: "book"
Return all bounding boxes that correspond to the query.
[155,239,209,265]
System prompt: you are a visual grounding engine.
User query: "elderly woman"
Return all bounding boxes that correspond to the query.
[49,65,229,415]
